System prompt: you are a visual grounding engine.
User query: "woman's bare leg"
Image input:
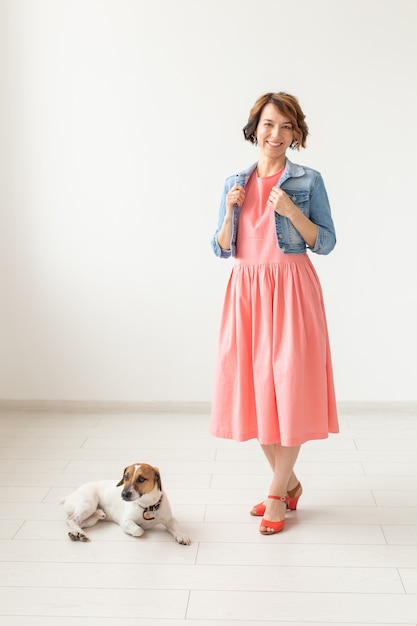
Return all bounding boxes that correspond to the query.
[260,444,300,492]
[259,443,301,533]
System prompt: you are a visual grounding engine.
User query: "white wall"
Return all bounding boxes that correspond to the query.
[0,0,416,402]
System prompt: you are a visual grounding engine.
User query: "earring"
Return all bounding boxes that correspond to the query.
[290,140,297,149]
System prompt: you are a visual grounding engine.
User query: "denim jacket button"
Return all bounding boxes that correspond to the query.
[278,233,283,239]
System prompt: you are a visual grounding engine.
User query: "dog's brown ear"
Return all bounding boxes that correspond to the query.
[116,467,127,487]
[153,466,162,492]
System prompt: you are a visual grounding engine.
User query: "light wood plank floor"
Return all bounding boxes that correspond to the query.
[0,403,416,625]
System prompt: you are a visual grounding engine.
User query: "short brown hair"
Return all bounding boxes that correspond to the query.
[243,92,309,149]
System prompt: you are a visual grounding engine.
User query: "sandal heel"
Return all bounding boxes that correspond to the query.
[286,482,302,511]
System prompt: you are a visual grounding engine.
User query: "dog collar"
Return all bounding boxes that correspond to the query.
[139,494,163,521]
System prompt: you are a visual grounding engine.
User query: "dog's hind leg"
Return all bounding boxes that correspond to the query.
[82,509,106,528]
[66,504,103,542]
[63,492,102,541]
[66,514,90,542]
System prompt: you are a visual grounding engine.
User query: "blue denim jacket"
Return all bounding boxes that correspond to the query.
[211,158,336,257]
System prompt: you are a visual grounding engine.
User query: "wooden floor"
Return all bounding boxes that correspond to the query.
[0,402,416,625]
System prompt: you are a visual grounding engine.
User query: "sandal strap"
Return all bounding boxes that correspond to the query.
[287,481,301,498]
[267,495,288,502]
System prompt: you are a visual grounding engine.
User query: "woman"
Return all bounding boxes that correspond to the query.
[210,92,339,535]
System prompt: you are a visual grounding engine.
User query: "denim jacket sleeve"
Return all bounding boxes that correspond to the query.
[210,171,247,258]
[274,164,336,255]
[307,172,336,255]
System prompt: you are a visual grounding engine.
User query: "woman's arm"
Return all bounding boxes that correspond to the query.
[268,187,318,248]
[218,184,245,249]
[269,174,336,255]
[211,184,246,256]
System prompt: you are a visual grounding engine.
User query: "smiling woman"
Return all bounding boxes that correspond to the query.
[243,91,309,150]
[210,91,339,537]
[255,111,293,161]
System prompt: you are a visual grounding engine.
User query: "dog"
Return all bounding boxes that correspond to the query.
[60,462,191,545]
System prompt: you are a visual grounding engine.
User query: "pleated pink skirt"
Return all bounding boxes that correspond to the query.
[210,172,338,446]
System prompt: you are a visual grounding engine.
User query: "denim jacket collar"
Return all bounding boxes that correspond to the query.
[237,158,305,186]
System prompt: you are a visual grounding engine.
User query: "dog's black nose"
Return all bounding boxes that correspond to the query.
[121,490,132,500]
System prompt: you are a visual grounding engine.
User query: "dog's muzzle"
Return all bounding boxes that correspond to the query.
[121,488,136,501]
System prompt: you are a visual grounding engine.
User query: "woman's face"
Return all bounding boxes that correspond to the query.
[255,103,294,159]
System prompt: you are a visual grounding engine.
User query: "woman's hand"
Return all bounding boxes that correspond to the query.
[217,184,245,251]
[226,184,245,214]
[268,187,318,249]
[267,187,296,219]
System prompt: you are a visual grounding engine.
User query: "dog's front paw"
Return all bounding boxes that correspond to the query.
[121,520,145,537]
[175,533,191,545]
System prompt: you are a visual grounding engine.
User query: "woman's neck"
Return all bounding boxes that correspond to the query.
[256,156,286,178]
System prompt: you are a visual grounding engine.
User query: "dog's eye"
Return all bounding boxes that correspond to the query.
[124,474,129,481]
[137,476,146,483]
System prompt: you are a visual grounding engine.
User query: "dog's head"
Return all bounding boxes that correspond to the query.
[117,463,162,506]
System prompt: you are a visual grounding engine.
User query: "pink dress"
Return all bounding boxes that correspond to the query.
[210,169,339,446]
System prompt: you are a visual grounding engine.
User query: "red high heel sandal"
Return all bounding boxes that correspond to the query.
[250,482,302,517]
[259,495,288,535]
[286,482,303,511]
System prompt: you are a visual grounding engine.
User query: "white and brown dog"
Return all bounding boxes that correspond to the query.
[60,463,191,545]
